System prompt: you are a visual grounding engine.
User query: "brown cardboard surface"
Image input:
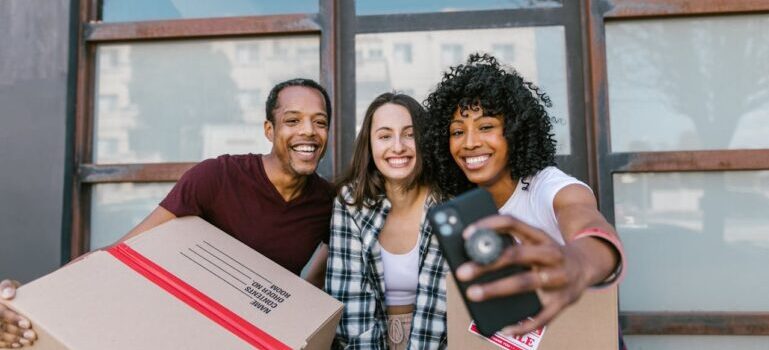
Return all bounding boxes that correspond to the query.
[447,275,618,350]
[2,217,343,350]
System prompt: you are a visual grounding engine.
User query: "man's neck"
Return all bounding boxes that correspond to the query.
[262,153,309,202]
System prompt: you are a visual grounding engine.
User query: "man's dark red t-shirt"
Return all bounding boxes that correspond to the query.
[160,154,334,275]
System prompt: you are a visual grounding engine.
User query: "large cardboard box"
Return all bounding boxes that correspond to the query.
[447,275,618,350]
[1,217,343,350]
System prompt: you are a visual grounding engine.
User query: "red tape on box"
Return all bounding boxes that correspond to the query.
[108,243,290,350]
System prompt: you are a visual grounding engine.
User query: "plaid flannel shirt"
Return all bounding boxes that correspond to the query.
[325,186,448,349]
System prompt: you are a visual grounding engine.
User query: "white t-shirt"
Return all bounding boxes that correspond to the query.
[498,167,591,245]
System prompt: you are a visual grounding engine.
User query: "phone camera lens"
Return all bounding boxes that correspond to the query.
[434,211,448,224]
[439,224,453,236]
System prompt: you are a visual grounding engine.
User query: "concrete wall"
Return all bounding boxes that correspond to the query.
[0,0,72,282]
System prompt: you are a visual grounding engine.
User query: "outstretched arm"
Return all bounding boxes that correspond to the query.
[454,184,623,336]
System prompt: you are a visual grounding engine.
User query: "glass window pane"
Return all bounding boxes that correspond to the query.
[94,36,319,164]
[90,182,175,250]
[356,0,561,15]
[614,171,769,312]
[626,336,769,350]
[355,27,571,154]
[606,14,769,152]
[103,0,318,22]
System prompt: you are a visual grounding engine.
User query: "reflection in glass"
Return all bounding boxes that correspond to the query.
[103,0,317,22]
[606,15,769,152]
[90,182,175,250]
[356,0,561,15]
[625,335,769,350]
[355,27,571,154]
[94,36,319,164]
[614,171,769,311]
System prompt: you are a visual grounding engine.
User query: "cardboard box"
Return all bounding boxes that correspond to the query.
[1,217,343,350]
[447,275,618,350]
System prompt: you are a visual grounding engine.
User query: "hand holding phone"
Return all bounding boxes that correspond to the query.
[428,188,541,336]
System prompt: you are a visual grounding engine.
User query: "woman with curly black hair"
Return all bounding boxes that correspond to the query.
[421,54,626,337]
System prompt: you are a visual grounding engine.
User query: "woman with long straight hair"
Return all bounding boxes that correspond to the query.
[326,92,447,349]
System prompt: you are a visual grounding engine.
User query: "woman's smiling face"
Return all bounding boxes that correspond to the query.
[448,106,510,188]
[370,103,418,185]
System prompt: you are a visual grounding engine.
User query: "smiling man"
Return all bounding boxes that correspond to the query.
[146,78,335,284]
[0,78,335,348]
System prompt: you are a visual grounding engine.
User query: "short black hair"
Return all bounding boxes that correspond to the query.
[422,53,557,196]
[265,78,332,123]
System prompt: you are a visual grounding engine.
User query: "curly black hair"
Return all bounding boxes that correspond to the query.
[421,53,557,197]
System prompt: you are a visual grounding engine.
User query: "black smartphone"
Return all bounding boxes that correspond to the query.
[428,188,542,336]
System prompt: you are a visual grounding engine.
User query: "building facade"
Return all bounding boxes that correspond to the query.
[2,1,769,348]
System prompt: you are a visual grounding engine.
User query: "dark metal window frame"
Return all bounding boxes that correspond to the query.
[585,0,769,336]
[339,1,592,184]
[70,0,341,257]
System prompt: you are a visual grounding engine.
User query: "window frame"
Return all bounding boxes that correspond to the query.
[341,1,591,183]
[585,0,769,336]
[70,0,342,257]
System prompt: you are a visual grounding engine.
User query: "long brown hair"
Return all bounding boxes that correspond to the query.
[336,92,431,209]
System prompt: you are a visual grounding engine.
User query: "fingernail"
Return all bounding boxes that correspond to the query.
[23,330,36,340]
[11,343,21,348]
[19,339,31,346]
[1,288,14,299]
[463,225,476,239]
[467,286,483,301]
[17,318,30,329]
[456,265,472,280]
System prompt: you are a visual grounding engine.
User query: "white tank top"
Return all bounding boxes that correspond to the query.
[498,167,591,244]
[380,239,420,306]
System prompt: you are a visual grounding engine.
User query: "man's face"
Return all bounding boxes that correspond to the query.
[448,106,509,188]
[265,86,329,176]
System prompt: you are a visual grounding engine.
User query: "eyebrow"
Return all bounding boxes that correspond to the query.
[375,125,412,132]
[284,110,328,118]
[452,114,497,122]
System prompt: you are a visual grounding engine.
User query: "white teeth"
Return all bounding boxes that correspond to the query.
[465,155,489,164]
[293,145,316,152]
[388,158,408,165]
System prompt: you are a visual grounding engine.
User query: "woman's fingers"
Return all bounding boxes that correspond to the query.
[465,270,541,301]
[22,329,35,341]
[0,281,19,300]
[0,307,30,330]
[456,244,565,282]
[0,332,19,345]
[464,215,551,245]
